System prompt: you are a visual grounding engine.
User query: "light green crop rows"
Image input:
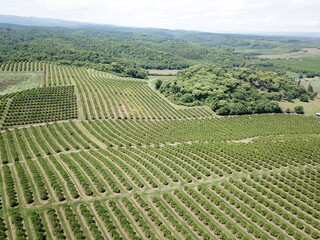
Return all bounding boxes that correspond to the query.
[0,62,319,240]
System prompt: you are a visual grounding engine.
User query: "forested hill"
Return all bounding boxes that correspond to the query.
[0,26,246,78]
[2,15,320,80]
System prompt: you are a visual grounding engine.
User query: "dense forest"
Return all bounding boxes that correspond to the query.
[1,21,320,79]
[0,27,246,78]
[157,65,316,115]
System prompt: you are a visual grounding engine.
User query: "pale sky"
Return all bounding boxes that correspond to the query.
[0,0,319,33]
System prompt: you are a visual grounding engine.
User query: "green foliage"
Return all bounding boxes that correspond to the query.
[1,86,77,128]
[155,79,162,89]
[294,105,305,114]
[158,65,307,115]
[0,27,318,239]
[249,57,320,78]
[0,72,42,95]
[300,93,309,102]
[0,27,247,78]
[81,115,320,145]
[1,109,320,240]
[3,165,19,207]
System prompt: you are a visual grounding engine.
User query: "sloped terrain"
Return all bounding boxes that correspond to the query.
[0,62,319,240]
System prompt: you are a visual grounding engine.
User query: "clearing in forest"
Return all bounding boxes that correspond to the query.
[258,47,320,59]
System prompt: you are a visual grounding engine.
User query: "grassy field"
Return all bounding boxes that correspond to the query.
[148,69,180,75]
[0,62,319,240]
[258,48,320,59]
[286,71,301,78]
[0,72,42,95]
[267,56,320,75]
[148,75,176,82]
[280,97,320,115]
[300,78,320,93]
[234,46,292,56]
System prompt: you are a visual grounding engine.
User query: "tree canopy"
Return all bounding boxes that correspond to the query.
[0,28,246,78]
[158,65,311,115]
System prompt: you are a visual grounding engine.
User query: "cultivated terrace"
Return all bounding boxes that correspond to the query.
[0,62,319,240]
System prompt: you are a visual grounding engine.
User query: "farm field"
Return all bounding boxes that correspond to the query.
[148,69,180,75]
[257,48,320,59]
[262,57,320,76]
[300,79,320,93]
[279,98,320,116]
[0,72,42,95]
[0,62,319,240]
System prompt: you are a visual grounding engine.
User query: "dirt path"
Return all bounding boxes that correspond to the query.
[0,171,14,240]
[89,202,113,240]
[0,113,222,134]
[88,151,127,193]
[182,187,254,239]
[25,216,36,240]
[75,206,95,240]
[171,192,224,239]
[76,153,113,194]
[51,124,74,151]
[44,212,58,240]
[217,185,295,240]
[72,80,85,120]
[0,98,12,128]
[73,121,107,149]
[121,148,170,187]
[117,199,148,239]
[26,128,47,156]
[20,129,37,159]
[104,201,131,240]
[146,195,185,240]
[236,174,320,234]
[23,161,45,205]
[56,208,73,240]
[44,157,77,201]
[56,156,91,199]
[39,71,45,87]
[58,207,76,240]
[13,164,316,211]
[67,154,102,197]
[8,216,16,240]
[130,196,165,239]
[158,194,200,239]
[10,165,29,208]
[35,160,61,203]
[2,132,14,163]
[106,149,151,189]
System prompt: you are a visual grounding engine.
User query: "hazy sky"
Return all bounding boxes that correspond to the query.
[1,0,319,33]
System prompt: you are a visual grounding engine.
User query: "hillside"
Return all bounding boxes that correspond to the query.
[0,27,246,75]
[0,15,320,240]
[0,62,319,240]
[1,14,320,79]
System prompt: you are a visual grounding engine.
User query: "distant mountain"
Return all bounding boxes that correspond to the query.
[252,31,320,38]
[0,14,190,38]
[1,14,319,43]
[1,14,320,39]
[0,14,95,28]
